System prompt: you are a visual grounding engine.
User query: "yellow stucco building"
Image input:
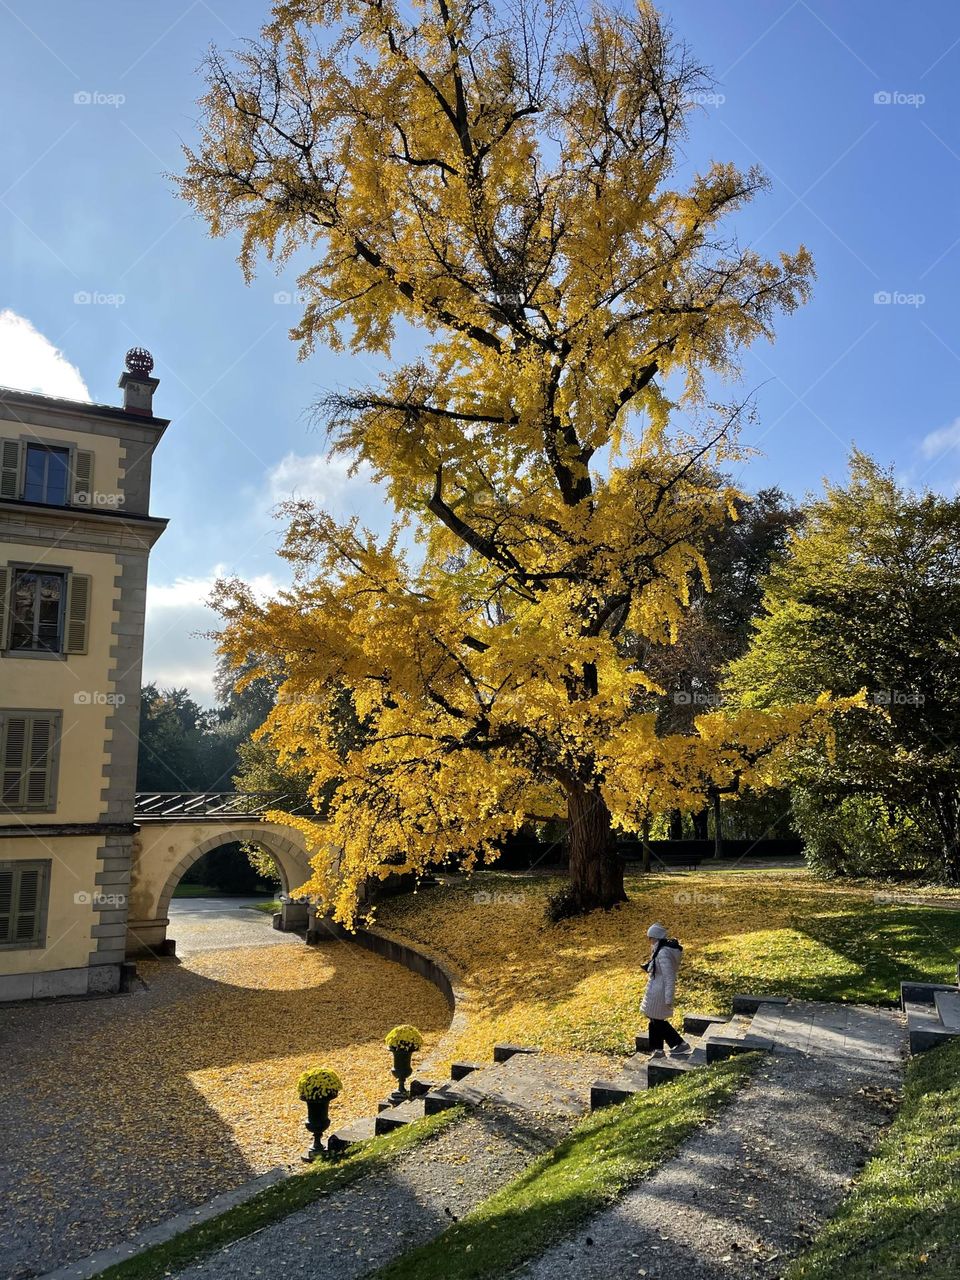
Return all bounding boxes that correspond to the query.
[0,349,167,999]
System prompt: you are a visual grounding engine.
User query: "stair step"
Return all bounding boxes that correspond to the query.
[705,1034,774,1064]
[450,1061,484,1081]
[493,1042,540,1064]
[424,1083,463,1116]
[732,993,789,1015]
[327,1116,377,1155]
[409,1077,437,1098]
[374,1098,426,1135]
[683,1012,730,1037]
[590,1055,649,1110]
[647,1048,708,1086]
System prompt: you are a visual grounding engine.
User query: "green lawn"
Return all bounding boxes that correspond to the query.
[374,1054,759,1280]
[99,1109,462,1280]
[787,1037,960,1279]
[246,899,282,914]
[171,883,218,898]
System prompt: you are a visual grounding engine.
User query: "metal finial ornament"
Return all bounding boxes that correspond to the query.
[125,347,154,376]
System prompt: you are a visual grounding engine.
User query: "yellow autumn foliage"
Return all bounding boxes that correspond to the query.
[182,0,825,920]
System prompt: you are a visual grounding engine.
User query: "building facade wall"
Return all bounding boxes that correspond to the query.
[0,377,167,1001]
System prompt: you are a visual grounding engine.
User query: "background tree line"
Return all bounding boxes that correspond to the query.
[139,456,960,890]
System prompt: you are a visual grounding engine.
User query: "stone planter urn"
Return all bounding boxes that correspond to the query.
[297,1068,343,1162]
[304,1096,333,1161]
[384,1025,424,1105]
[390,1045,414,1098]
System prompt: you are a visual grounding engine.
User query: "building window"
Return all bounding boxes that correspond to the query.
[23,444,71,505]
[1,566,91,655]
[10,569,65,652]
[0,861,50,949]
[0,712,60,812]
[0,438,95,507]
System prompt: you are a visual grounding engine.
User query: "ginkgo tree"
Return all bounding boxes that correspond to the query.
[183,0,842,920]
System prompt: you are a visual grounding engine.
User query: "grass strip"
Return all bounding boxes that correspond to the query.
[375,1053,760,1280]
[98,1108,463,1280]
[787,1037,960,1280]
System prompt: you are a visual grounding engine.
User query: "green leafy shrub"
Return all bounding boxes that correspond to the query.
[792,788,929,880]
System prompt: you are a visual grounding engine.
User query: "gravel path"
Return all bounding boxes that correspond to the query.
[172,1102,572,1280]
[523,1033,906,1280]
[0,905,449,1280]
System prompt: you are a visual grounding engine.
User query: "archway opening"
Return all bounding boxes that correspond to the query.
[173,840,285,902]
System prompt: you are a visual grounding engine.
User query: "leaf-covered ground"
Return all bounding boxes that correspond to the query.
[377,871,960,1061]
[0,938,449,1277]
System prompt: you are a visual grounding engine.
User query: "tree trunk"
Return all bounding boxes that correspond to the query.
[668,808,684,840]
[692,808,709,840]
[641,814,652,875]
[712,789,724,859]
[566,781,627,913]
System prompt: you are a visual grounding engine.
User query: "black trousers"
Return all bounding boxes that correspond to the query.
[648,1017,684,1051]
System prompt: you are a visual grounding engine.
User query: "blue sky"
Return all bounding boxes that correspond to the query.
[1,0,959,702]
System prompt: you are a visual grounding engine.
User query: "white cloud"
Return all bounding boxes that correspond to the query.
[0,310,89,400]
[920,417,960,459]
[142,568,285,705]
[267,450,375,508]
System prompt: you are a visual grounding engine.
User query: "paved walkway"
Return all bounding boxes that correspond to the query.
[167,897,291,953]
[524,1002,908,1280]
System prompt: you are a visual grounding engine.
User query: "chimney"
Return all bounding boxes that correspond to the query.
[118,347,159,416]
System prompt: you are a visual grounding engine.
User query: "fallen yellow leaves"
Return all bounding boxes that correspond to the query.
[0,936,449,1273]
[376,870,960,1063]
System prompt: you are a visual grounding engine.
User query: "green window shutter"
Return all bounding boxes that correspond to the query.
[71,449,94,505]
[64,573,91,654]
[13,864,41,942]
[1,716,28,807]
[0,439,21,499]
[0,566,9,649]
[0,863,47,946]
[0,715,57,811]
[0,868,11,942]
[25,717,55,809]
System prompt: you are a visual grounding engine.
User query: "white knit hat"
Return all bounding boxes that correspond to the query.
[647,923,668,939]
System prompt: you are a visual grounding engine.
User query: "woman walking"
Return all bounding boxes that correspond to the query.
[640,923,691,1058]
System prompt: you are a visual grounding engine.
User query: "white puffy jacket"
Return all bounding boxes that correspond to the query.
[640,940,683,1020]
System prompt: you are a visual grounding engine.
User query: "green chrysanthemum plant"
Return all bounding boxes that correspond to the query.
[385,1024,424,1052]
[297,1068,343,1102]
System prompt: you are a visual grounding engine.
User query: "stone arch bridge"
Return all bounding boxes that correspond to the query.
[126,792,324,956]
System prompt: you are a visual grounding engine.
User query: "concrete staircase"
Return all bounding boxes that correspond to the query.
[901,979,960,1053]
[327,1044,595,1154]
[326,1002,783,1153]
[589,1001,777,1110]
